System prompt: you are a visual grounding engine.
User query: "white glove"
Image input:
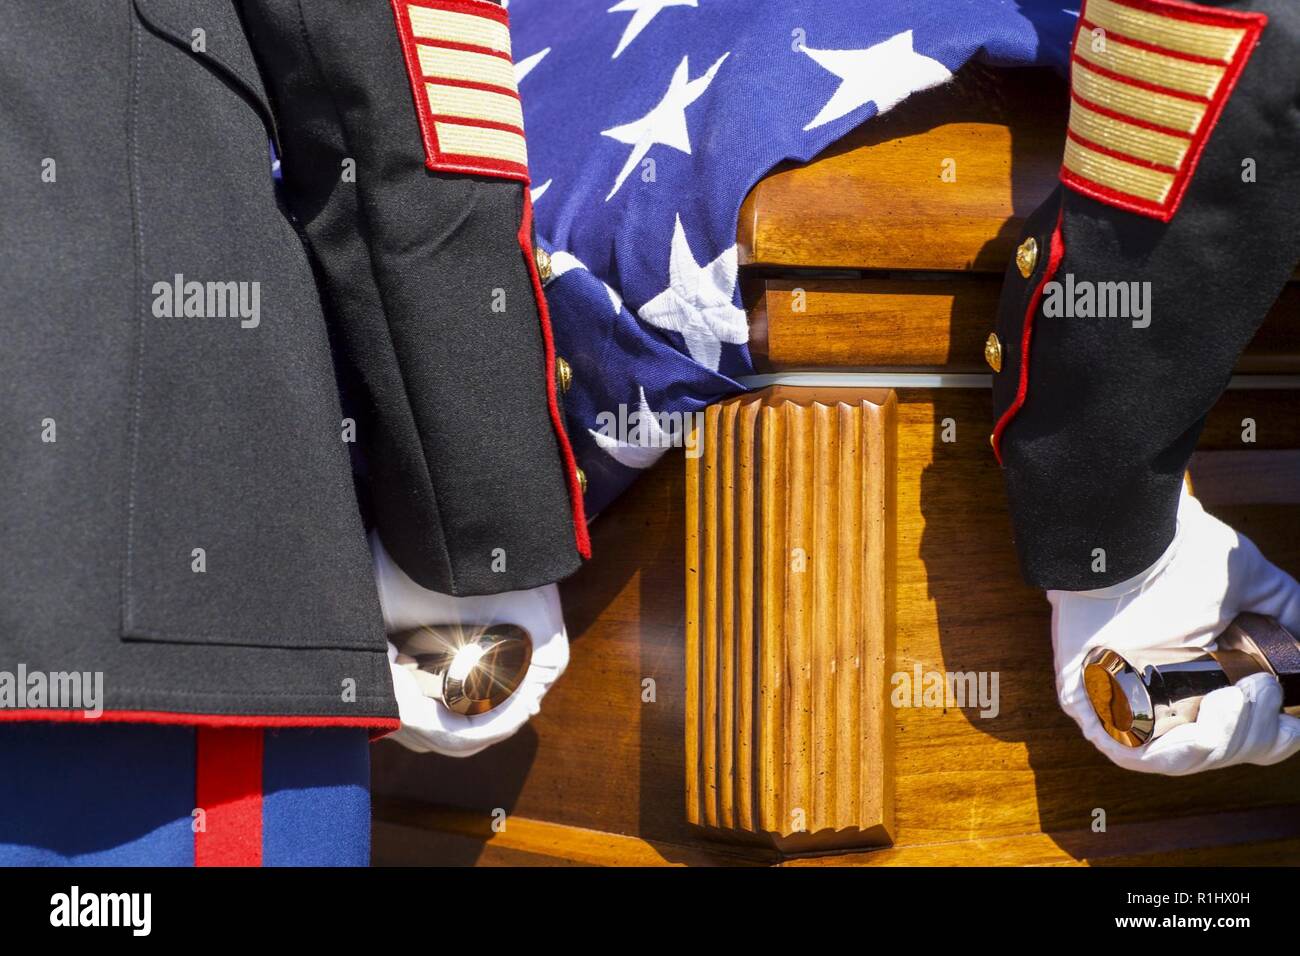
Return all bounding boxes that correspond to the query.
[1050,488,1300,775]
[371,534,569,758]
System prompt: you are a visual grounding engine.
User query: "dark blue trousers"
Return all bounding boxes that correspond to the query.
[0,724,371,866]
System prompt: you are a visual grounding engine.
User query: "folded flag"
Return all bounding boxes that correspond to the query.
[510,0,1077,516]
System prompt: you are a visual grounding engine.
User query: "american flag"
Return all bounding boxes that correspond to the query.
[508,0,1077,515]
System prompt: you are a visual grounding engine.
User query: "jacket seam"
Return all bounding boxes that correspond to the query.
[120,6,148,641]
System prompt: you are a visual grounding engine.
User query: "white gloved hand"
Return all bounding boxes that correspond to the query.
[372,535,569,758]
[1050,488,1300,774]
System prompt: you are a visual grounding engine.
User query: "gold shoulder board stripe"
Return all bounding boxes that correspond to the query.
[1062,0,1266,221]
[390,0,529,182]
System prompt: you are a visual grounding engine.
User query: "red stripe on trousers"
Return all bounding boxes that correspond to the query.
[194,727,263,867]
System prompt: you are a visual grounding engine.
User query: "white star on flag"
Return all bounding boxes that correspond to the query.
[589,387,672,470]
[607,0,698,59]
[637,214,747,370]
[801,30,951,131]
[600,52,729,202]
[514,46,550,85]
[549,250,625,315]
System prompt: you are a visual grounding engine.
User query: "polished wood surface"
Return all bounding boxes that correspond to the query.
[879,390,1300,852]
[371,59,1300,866]
[374,799,766,867]
[750,278,1300,373]
[373,452,707,854]
[739,62,1297,371]
[737,64,1297,278]
[373,802,1300,867]
[1189,450,1300,505]
[784,806,1300,866]
[373,388,1300,865]
[737,68,1067,273]
[686,388,895,851]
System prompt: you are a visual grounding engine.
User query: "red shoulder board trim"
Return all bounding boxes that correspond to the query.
[390,0,530,183]
[1060,0,1266,222]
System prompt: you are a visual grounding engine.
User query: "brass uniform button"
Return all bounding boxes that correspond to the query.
[576,468,588,494]
[1015,236,1038,279]
[535,246,553,284]
[984,332,1003,373]
[556,356,573,394]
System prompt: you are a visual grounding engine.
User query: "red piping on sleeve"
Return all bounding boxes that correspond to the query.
[991,206,1066,465]
[519,193,591,558]
[194,727,263,867]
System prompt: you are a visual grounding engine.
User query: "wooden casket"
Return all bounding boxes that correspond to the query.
[371,66,1300,866]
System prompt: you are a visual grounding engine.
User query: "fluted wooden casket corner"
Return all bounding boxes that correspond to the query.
[370,65,1300,866]
[686,388,896,852]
